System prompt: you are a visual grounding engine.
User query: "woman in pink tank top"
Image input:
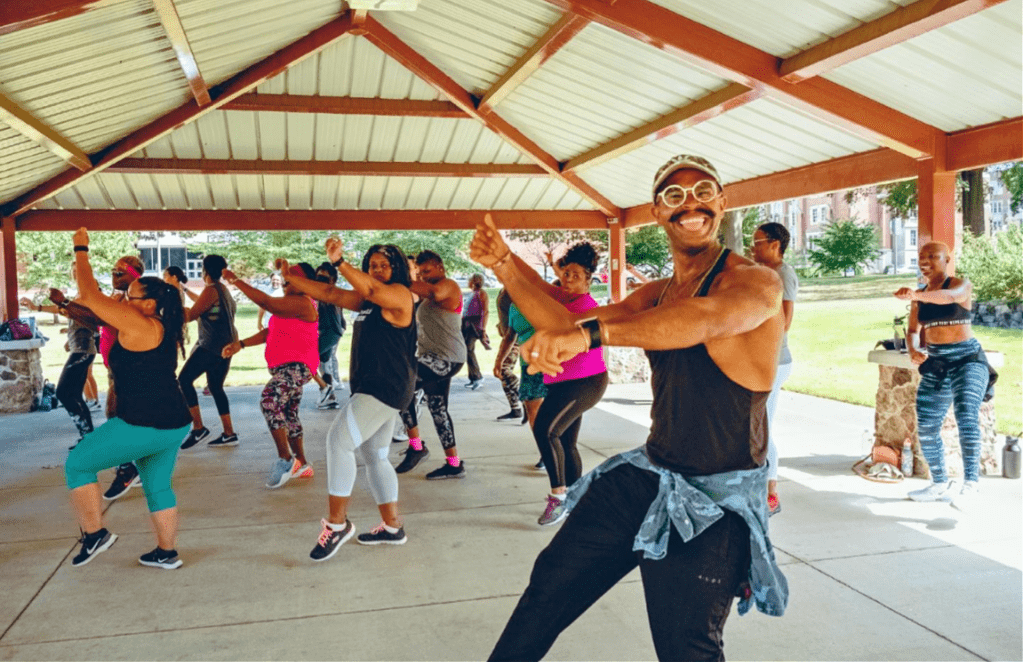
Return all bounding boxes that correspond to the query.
[221,262,319,489]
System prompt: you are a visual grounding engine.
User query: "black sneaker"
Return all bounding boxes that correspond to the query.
[395,446,429,474]
[521,411,529,425]
[103,464,140,501]
[138,547,183,569]
[357,522,407,546]
[208,433,239,447]
[534,458,545,470]
[72,528,117,567]
[310,519,355,562]
[181,427,210,449]
[497,409,523,421]
[426,461,466,480]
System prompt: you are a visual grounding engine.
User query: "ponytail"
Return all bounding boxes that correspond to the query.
[138,277,186,358]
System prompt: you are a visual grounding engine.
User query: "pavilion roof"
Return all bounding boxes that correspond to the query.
[1,0,1020,232]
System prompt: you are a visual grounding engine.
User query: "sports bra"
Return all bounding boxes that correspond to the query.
[917,278,971,327]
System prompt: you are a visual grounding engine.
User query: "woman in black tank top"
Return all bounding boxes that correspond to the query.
[65,228,192,570]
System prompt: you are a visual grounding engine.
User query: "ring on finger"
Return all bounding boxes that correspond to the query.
[530,351,540,358]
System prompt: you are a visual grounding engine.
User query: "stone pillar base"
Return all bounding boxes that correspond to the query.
[0,342,45,414]
[872,361,1000,478]
[604,347,650,384]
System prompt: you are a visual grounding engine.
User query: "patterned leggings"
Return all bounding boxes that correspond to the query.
[916,338,987,483]
[260,362,312,441]
[400,353,463,450]
[498,343,521,411]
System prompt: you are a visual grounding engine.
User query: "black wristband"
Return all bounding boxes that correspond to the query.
[579,318,602,350]
[239,339,246,349]
[74,245,89,253]
[331,257,345,268]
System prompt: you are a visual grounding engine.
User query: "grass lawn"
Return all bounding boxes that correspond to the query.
[30,276,1021,435]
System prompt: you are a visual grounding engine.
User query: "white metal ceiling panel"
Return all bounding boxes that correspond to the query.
[175,0,344,86]
[647,0,913,58]
[824,0,1023,132]
[579,98,879,208]
[497,22,731,161]
[373,0,565,96]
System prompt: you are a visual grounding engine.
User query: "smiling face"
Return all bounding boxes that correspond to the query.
[918,242,951,281]
[367,252,393,283]
[559,263,591,295]
[271,274,283,290]
[652,168,727,254]
[751,229,780,265]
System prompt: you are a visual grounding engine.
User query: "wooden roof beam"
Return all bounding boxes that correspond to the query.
[780,0,1009,82]
[152,0,211,106]
[0,0,100,36]
[545,0,945,159]
[478,13,589,112]
[223,94,468,118]
[107,158,547,177]
[361,16,621,217]
[946,116,1022,171]
[563,83,761,173]
[2,12,357,218]
[0,93,91,171]
[16,209,609,232]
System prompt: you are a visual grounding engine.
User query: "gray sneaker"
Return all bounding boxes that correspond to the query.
[538,495,567,526]
[266,457,298,489]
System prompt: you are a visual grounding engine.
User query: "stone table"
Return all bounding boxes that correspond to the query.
[0,338,45,414]
[868,349,1003,478]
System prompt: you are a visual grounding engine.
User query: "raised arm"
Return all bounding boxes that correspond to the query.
[410,278,462,311]
[278,259,366,312]
[183,286,217,322]
[223,268,315,320]
[895,276,972,305]
[323,239,412,318]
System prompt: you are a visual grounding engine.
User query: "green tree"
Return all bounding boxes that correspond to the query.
[347,230,475,274]
[193,231,334,278]
[17,230,139,301]
[1000,161,1023,214]
[958,225,1023,304]
[625,225,671,275]
[505,229,607,279]
[807,219,880,276]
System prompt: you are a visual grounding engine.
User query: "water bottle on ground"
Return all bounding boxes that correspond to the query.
[901,439,914,477]
[1004,436,1021,479]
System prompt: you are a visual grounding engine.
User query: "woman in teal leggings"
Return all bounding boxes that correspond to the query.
[64,227,192,569]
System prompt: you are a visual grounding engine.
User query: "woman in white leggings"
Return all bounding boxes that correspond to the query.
[281,238,418,562]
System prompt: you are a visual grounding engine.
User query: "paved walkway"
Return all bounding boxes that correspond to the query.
[1,379,1020,661]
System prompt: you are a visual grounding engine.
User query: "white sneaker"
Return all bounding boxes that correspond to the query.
[317,386,332,406]
[952,480,980,511]
[908,480,957,502]
[317,392,338,409]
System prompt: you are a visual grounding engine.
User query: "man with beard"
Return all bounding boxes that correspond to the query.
[472,155,789,661]
[394,250,469,480]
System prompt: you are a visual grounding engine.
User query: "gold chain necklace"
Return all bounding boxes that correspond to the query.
[657,246,727,306]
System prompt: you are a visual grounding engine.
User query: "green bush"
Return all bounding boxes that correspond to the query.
[958,226,1023,304]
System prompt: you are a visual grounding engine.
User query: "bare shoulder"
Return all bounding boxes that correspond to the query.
[712,253,782,293]
[623,278,668,312]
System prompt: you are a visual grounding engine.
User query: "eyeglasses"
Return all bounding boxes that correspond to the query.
[112,270,127,278]
[752,238,776,245]
[125,295,148,301]
[657,180,722,207]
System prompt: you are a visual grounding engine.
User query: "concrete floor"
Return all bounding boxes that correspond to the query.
[0,378,1020,661]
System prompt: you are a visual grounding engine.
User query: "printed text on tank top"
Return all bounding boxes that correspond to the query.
[917,277,972,328]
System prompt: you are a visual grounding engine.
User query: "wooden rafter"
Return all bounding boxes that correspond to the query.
[563,83,762,173]
[107,158,547,177]
[152,0,211,105]
[223,94,468,118]
[545,0,945,159]
[2,13,357,218]
[0,93,91,171]
[16,209,608,232]
[361,16,621,218]
[479,13,589,112]
[946,116,1023,171]
[0,0,100,37]
[780,0,1010,82]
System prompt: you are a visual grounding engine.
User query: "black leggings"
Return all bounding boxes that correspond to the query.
[489,463,751,662]
[400,355,463,450]
[178,346,232,416]
[532,371,608,490]
[56,352,95,439]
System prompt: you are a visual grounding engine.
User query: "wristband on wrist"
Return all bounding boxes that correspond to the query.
[578,318,603,350]
[239,339,246,349]
[331,256,345,268]
[492,251,511,269]
[74,245,89,253]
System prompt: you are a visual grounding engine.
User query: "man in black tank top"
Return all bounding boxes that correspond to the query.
[474,155,789,661]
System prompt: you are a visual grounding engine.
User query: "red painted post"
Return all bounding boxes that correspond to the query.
[608,221,626,303]
[917,157,958,272]
[0,218,18,322]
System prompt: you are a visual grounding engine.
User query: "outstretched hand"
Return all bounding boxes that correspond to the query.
[48,288,66,305]
[325,236,344,264]
[221,340,242,359]
[470,213,510,268]
[893,287,916,301]
[221,268,238,285]
[275,258,292,279]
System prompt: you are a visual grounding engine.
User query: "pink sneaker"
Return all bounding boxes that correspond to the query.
[296,463,314,478]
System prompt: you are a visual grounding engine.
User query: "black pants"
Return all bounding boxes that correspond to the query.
[532,372,608,490]
[56,352,95,439]
[178,346,232,416]
[400,356,463,451]
[489,463,751,662]
[462,321,483,382]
